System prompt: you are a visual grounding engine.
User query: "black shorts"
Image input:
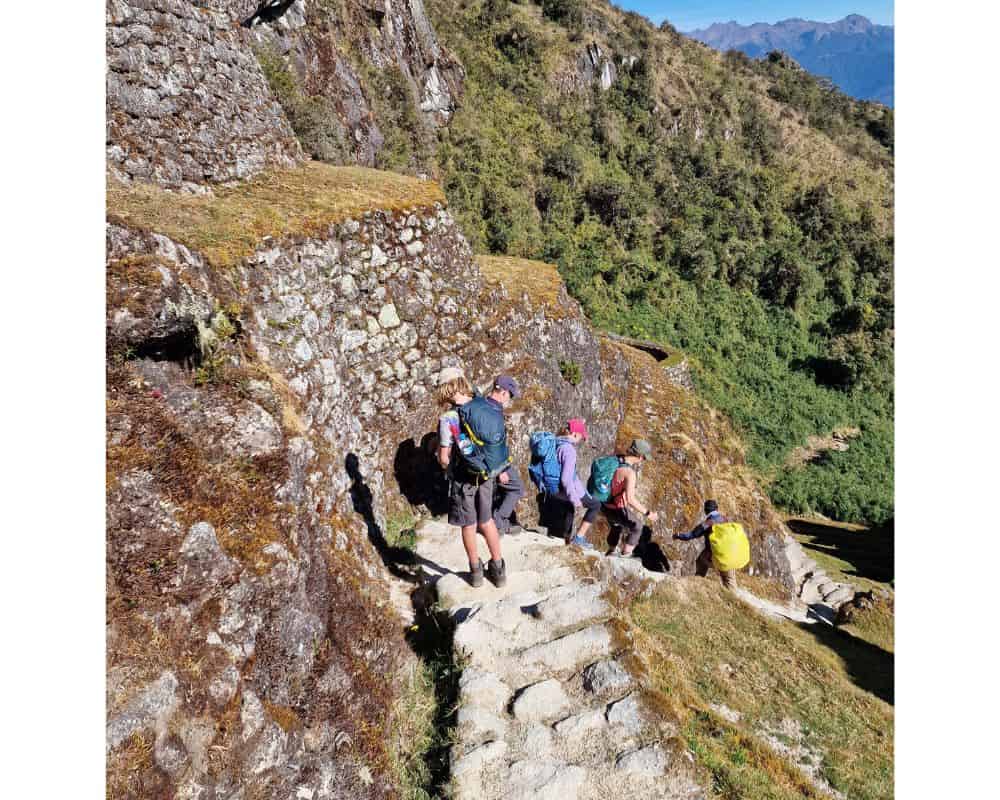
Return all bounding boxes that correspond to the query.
[603,505,643,548]
[448,477,495,527]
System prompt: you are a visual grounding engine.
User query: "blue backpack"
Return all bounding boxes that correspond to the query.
[528,431,561,495]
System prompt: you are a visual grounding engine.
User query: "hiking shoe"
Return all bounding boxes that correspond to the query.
[568,535,594,550]
[486,558,507,588]
[469,559,485,588]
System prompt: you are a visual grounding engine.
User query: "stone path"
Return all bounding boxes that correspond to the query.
[409,518,857,798]
[413,519,704,800]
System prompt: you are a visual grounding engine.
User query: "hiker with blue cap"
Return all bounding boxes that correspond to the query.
[442,373,520,588]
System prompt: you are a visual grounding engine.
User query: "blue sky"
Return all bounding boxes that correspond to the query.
[615,2,894,33]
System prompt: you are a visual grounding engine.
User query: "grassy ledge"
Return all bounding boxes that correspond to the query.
[633,578,893,800]
[477,254,573,318]
[107,162,446,268]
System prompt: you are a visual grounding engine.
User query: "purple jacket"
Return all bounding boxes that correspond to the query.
[555,438,586,506]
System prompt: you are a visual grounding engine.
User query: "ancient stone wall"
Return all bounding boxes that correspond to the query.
[105,193,629,797]
[106,0,303,189]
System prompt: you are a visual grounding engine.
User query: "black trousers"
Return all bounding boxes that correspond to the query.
[545,494,601,542]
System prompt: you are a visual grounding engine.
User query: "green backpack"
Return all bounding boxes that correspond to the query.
[588,456,625,502]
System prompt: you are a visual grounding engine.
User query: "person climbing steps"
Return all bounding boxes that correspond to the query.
[435,369,517,588]
[672,500,750,589]
[599,439,658,557]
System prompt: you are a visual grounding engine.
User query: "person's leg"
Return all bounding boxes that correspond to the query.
[493,467,525,534]
[620,511,643,555]
[475,480,503,563]
[695,542,712,577]
[575,494,601,541]
[449,479,481,567]
[562,500,577,544]
[460,524,480,565]
[720,570,737,590]
[603,506,622,553]
[547,498,574,543]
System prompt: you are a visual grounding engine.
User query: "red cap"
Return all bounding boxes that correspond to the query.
[568,418,589,440]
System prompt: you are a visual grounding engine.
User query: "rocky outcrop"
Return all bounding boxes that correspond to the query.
[106,0,303,190]
[242,0,464,167]
[106,157,849,794]
[553,41,625,94]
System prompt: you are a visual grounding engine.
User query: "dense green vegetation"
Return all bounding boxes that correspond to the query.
[423,0,893,523]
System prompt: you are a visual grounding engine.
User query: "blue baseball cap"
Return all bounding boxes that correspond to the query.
[494,375,519,398]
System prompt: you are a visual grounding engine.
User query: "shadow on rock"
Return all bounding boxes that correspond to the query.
[393,433,450,517]
[636,526,671,573]
[346,452,431,585]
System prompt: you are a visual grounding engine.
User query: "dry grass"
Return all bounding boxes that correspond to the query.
[631,577,893,800]
[106,361,294,577]
[107,162,446,268]
[476,254,572,319]
[106,730,163,799]
[388,660,439,800]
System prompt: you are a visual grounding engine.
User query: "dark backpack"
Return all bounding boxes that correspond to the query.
[456,395,510,480]
[528,431,561,494]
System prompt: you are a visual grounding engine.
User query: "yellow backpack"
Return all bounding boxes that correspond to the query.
[708,522,751,571]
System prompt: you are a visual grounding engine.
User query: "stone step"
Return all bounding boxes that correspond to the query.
[823,585,855,606]
[511,679,572,723]
[507,758,588,800]
[515,624,614,685]
[451,740,508,799]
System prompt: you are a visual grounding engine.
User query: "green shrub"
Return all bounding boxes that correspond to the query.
[559,359,583,385]
[540,0,583,30]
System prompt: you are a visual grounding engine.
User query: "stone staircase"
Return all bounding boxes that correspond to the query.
[413,519,704,800]
[410,518,859,798]
[781,536,856,622]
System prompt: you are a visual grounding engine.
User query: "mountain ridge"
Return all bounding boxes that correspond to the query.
[687,13,894,106]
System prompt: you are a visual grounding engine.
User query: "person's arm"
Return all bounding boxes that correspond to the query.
[674,520,708,541]
[558,445,583,506]
[622,471,658,521]
[437,414,455,469]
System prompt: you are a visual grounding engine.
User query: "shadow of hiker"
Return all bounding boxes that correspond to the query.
[636,526,670,573]
[796,618,894,705]
[786,518,894,584]
[346,452,428,585]
[393,433,450,517]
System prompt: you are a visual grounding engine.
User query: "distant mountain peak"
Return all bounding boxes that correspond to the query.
[686,14,893,107]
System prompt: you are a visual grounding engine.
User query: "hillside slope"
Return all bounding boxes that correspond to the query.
[420,0,894,525]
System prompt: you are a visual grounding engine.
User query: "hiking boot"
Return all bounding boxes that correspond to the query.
[469,559,485,588]
[568,535,594,550]
[486,558,507,588]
